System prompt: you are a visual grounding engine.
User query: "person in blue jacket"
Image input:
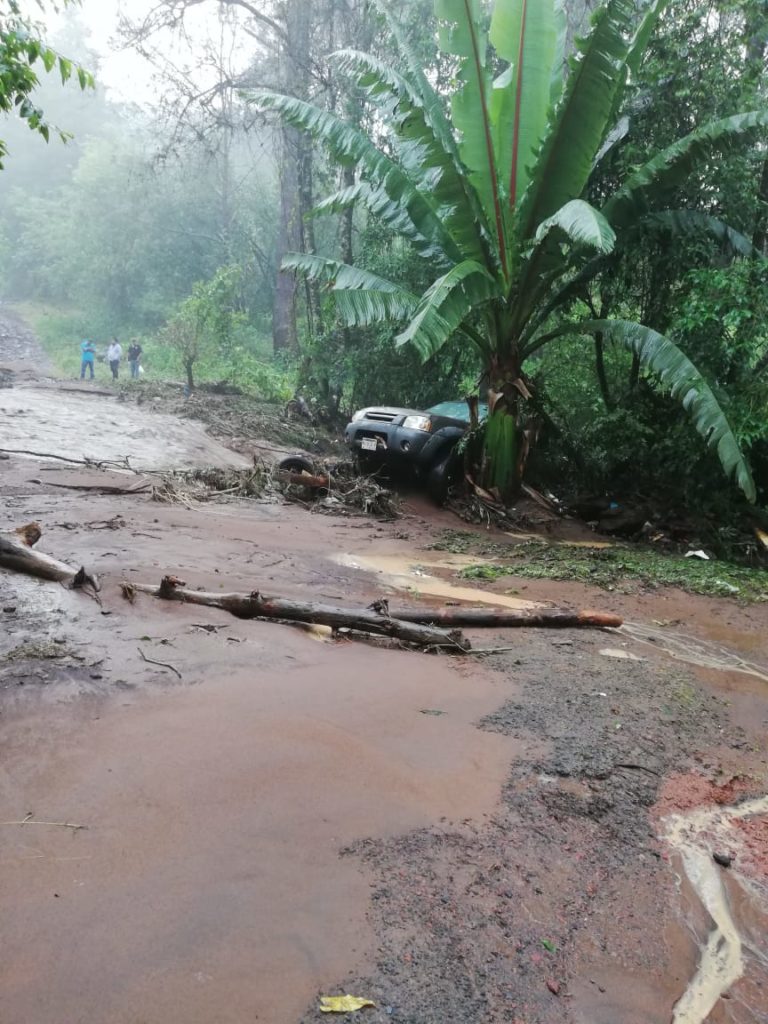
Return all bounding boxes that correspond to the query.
[79,339,96,379]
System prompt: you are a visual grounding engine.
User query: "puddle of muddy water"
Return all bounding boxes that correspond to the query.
[620,623,768,684]
[334,551,542,610]
[0,629,520,1024]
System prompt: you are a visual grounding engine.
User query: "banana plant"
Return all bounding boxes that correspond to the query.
[251,0,762,502]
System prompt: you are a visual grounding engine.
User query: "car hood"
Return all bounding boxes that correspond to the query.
[356,406,426,417]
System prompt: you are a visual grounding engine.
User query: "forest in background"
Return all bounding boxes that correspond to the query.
[1,0,767,547]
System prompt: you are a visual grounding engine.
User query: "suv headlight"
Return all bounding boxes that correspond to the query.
[351,409,367,422]
[403,415,432,432]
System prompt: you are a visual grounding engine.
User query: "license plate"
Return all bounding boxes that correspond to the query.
[361,437,378,451]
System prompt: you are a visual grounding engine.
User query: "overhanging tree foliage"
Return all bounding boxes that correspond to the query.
[251,0,764,503]
[0,0,94,167]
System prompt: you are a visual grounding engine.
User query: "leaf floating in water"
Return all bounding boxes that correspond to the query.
[319,995,376,1013]
[419,708,447,716]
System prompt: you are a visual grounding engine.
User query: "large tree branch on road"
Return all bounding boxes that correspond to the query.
[0,523,99,592]
[121,577,622,651]
[122,576,468,650]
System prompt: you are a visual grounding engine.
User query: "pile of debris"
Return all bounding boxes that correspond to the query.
[120,381,340,459]
[152,458,401,520]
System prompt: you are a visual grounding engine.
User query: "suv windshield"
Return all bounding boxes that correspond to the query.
[427,400,488,423]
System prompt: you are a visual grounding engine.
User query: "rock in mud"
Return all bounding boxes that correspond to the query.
[713,851,733,868]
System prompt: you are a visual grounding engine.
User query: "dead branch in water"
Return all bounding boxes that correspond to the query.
[1,814,87,832]
[138,646,183,680]
[0,522,99,593]
[121,576,468,650]
[0,448,134,471]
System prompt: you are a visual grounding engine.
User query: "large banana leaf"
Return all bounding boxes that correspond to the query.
[396,260,499,359]
[330,48,489,264]
[374,0,495,260]
[604,111,768,228]
[509,199,615,336]
[537,318,756,501]
[517,0,636,239]
[534,199,616,252]
[249,90,462,267]
[281,253,418,326]
[310,181,449,259]
[520,208,753,349]
[640,210,755,256]
[435,0,509,274]
[626,0,670,79]
[489,0,562,208]
[599,0,670,152]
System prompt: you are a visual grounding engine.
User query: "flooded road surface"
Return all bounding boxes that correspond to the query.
[0,387,249,470]
[0,617,520,1024]
[2,332,768,1023]
[335,551,542,610]
[665,796,768,1024]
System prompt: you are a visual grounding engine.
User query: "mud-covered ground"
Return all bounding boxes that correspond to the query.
[1,313,767,1024]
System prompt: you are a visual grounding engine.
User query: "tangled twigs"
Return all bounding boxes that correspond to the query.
[151,460,401,520]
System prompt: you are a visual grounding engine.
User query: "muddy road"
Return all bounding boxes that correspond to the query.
[1,314,767,1024]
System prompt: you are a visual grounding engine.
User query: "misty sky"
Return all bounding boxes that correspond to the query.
[46,0,237,105]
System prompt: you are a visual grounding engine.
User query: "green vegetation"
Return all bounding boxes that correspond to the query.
[255,0,762,502]
[457,543,768,601]
[0,0,766,551]
[17,301,294,400]
[0,0,93,166]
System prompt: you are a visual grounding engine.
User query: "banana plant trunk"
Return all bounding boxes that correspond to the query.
[480,355,527,503]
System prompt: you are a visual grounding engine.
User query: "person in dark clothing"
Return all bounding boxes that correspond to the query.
[127,340,143,379]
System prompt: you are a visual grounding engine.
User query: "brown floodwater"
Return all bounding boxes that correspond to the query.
[0,619,520,1024]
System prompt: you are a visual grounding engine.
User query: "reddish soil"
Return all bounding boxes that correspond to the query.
[1,314,768,1024]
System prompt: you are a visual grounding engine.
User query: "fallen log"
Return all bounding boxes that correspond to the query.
[0,522,100,591]
[381,606,622,629]
[121,576,468,650]
[276,470,329,489]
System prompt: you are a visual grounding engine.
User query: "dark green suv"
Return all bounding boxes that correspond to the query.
[344,400,487,502]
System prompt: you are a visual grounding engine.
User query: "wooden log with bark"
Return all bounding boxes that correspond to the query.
[121,576,467,649]
[0,522,100,592]
[121,576,622,651]
[371,603,622,629]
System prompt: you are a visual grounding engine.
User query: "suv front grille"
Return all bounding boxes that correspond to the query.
[365,410,398,422]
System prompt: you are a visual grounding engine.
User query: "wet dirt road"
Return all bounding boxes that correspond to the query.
[1,628,519,1024]
[2,321,768,1024]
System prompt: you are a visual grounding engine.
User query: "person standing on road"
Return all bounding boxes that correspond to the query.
[79,338,95,380]
[107,337,122,380]
[127,339,143,379]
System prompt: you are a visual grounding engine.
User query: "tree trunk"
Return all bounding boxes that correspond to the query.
[594,333,614,409]
[480,351,529,503]
[123,577,468,650]
[273,124,301,354]
[271,0,313,354]
[184,358,195,391]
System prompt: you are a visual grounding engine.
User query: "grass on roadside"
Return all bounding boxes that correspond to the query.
[11,301,294,401]
[430,530,767,601]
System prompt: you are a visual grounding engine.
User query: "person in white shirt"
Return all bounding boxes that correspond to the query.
[107,338,123,380]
